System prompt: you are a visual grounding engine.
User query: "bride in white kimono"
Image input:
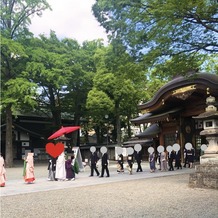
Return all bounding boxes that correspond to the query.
[55,152,66,181]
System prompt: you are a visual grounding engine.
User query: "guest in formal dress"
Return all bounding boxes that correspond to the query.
[0,154,6,187]
[175,150,182,169]
[160,150,167,171]
[157,152,161,170]
[149,152,156,173]
[135,151,143,172]
[117,154,124,173]
[99,152,110,177]
[183,148,189,168]
[90,151,100,177]
[127,154,134,175]
[187,148,195,168]
[55,152,66,181]
[168,150,175,171]
[23,153,35,183]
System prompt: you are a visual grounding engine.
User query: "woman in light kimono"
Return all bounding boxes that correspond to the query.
[0,154,6,187]
[23,153,35,183]
[55,152,66,181]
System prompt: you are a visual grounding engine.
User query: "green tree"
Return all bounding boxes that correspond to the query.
[86,88,114,144]
[86,45,147,144]
[92,0,218,73]
[62,39,104,124]
[1,0,51,167]
[24,32,73,130]
[202,54,218,74]
[61,39,104,145]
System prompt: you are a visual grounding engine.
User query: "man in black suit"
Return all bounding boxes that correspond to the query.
[90,151,100,177]
[175,150,182,169]
[168,150,175,171]
[100,152,110,177]
[135,151,143,172]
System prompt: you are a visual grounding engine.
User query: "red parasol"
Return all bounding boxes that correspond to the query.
[48,126,80,140]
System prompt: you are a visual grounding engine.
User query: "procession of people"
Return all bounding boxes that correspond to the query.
[0,143,197,187]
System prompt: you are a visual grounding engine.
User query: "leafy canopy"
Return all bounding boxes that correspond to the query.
[92,0,218,72]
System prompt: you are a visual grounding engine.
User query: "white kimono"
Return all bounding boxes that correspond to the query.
[55,152,66,180]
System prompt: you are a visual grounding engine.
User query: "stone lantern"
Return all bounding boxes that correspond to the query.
[189,95,218,189]
[194,95,218,164]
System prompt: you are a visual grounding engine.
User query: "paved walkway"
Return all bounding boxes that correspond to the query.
[0,161,194,197]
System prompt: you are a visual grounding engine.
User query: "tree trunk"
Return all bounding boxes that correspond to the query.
[115,103,121,145]
[94,126,101,145]
[116,115,121,145]
[127,115,131,138]
[73,104,82,146]
[5,105,13,167]
[49,86,62,129]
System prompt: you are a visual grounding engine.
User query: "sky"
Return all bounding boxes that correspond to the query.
[29,0,108,44]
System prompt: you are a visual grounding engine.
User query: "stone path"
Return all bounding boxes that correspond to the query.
[0,161,194,196]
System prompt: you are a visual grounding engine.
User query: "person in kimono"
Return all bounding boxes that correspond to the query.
[55,152,66,181]
[0,154,6,187]
[23,153,35,183]
[47,157,57,181]
[99,152,110,177]
[65,155,75,181]
[89,151,100,177]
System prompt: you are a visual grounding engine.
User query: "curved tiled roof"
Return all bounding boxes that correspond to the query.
[135,123,160,138]
[138,73,218,110]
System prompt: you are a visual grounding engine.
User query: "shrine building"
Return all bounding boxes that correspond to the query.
[131,72,218,161]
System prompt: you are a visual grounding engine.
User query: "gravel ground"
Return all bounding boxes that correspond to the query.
[1,173,217,218]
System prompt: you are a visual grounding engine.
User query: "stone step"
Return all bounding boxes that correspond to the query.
[194,164,218,174]
[189,172,218,189]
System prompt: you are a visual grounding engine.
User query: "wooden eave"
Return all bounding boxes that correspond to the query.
[138,73,218,113]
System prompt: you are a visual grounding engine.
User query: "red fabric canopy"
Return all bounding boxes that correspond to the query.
[48,126,80,140]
